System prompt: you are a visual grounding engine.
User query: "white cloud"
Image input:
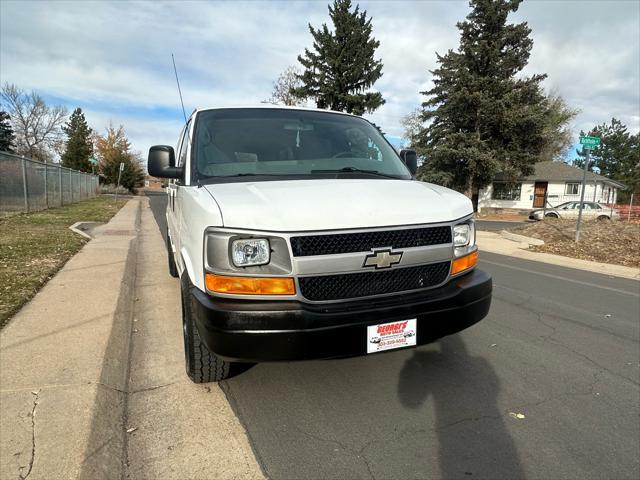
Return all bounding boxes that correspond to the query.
[1,0,638,155]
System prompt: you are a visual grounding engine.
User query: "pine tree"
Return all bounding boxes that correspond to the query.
[417,0,549,199]
[575,118,640,201]
[293,0,384,115]
[61,108,93,171]
[0,111,15,152]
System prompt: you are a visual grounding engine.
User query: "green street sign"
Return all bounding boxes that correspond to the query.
[89,157,98,165]
[579,136,600,149]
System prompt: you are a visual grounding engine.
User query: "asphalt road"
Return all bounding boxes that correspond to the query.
[475,219,528,231]
[146,191,639,480]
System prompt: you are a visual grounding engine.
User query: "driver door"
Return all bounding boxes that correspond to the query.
[167,123,190,259]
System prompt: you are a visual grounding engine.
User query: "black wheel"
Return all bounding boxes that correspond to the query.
[180,275,236,383]
[167,228,179,278]
[545,212,558,219]
[597,215,610,221]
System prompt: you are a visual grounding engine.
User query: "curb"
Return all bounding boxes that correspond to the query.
[79,199,142,479]
[477,231,640,280]
[499,230,545,247]
[69,221,93,240]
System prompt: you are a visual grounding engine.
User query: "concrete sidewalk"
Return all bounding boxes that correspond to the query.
[1,197,141,479]
[124,196,262,479]
[476,230,640,280]
[0,197,262,479]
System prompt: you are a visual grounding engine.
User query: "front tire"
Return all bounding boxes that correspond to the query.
[181,275,236,383]
[597,215,610,221]
[545,212,558,219]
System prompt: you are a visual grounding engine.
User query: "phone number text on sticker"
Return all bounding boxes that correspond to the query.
[367,319,417,354]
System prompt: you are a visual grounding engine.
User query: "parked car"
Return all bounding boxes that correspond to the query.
[148,106,492,383]
[529,201,619,221]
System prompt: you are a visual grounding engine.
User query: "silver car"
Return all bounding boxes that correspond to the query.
[529,201,619,221]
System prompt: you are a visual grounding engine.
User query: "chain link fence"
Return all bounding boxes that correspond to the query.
[0,151,99,215]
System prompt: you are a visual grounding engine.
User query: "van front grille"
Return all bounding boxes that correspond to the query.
[290,226,452,257]
[298,261,451,301]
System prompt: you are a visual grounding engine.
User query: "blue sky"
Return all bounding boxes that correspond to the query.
[1,0,638,160]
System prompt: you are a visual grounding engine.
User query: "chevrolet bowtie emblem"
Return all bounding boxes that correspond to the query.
[363,249,403,269]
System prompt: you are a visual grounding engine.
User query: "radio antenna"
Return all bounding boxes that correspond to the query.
[171,53,201,187]
[172,53,187,124]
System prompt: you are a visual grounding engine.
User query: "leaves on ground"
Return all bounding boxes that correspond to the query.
[512,219,640,268]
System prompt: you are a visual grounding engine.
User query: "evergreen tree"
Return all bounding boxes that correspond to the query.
[575,118,640,201]
[61,108,93,171]
[417,0,549,198]
[293,0,384,115]
[0,111,15,152]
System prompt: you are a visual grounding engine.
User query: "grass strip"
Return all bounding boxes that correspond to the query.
[0,196,127,328]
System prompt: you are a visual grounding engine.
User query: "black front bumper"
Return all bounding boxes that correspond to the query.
[190,269,492,362]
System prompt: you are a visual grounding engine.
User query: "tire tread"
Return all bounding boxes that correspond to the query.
[181,276,233,383]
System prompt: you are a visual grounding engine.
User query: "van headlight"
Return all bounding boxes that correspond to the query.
[231,238,270,267]
[453,224,472,246]
[453,220,476,258]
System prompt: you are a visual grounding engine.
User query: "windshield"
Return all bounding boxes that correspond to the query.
[192,108,410,181]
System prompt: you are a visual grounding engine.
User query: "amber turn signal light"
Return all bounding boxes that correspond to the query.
[451,250,478,275]
[205,273,296,295]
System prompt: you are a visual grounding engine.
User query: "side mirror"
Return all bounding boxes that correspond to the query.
[147,145,183,179]
[399,149,418,176]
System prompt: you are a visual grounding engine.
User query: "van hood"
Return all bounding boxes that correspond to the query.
[203,179,472,232]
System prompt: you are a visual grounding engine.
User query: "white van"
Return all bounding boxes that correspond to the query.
[148,107,492,382]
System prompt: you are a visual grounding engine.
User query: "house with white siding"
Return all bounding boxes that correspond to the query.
[477,161,625,213]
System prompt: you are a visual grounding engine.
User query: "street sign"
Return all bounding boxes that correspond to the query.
[575,137,600,242]
[89,157,98,165]
[579,136,600,149]
[115,163,125,204]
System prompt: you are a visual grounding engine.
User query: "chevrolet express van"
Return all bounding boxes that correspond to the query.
[148,107,492,383]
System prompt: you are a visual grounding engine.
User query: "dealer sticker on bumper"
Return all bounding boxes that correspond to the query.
[367,319,417,354]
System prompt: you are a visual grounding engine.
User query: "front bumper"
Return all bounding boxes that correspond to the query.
[189,269,492,362]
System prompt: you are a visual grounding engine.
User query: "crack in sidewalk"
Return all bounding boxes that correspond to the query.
[19,390,39,480]
[93,380,178,395]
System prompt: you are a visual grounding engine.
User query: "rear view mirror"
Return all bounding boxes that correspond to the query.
[148,145,183,179]
[284,122,314,131]
[399,149,418,176]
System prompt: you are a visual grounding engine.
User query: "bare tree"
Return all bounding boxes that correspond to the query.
[540,90,579,162]
[1,83,68,162]
[400,108,424,149]
[264,66,308,106]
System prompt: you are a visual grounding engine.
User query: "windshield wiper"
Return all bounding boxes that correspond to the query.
[310,167,403,179]
[217,173,292,177]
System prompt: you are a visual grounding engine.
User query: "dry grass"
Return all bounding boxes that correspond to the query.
[513,219,640,268]
[0,197,127,327]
